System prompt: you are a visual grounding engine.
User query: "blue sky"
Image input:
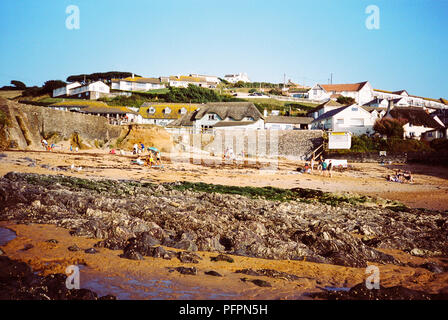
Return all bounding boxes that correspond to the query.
[0,0,447,99]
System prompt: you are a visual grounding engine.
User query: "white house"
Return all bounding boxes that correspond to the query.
[162,75,215,88]
[307,81,374,104]
[189,74,220,85]
[168,102,264,133]
[385,107,445,140]
[373,89,448,110]
[52,82,82,98]
[311,104,376,135]
[307,84,330,101]
[111,76,165,92]
[223,72,250,84]
[307,99,344,119]
[66,81,110,100]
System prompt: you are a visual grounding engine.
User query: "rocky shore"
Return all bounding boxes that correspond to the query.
[0,255,115,300]
[1,172,447,272]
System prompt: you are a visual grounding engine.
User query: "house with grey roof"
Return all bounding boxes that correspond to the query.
[385,106,446,140]
[264,116,313,130]
[167,102,264,133]
[311,104,376,135]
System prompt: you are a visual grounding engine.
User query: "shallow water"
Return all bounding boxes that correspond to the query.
[0,227,17,246]
[78,266,239,300]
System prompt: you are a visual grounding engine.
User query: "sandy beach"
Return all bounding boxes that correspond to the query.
[0,147,447,299]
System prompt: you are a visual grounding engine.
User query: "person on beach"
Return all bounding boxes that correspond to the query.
[317,155,323,175]
[133,143,139,155]
[321,159,328,176]
[156,152,162,166]
[41,139,48,150]
[327,160,333,178]
[145,152,155,167]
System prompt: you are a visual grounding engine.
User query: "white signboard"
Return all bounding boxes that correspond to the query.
[328,132,351,149]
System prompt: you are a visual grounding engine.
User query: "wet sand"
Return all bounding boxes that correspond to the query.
[1,222,447,300]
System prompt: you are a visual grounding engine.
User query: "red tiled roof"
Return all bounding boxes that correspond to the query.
[321,81,368,93]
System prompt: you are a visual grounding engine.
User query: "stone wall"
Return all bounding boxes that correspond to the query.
[0,98,121,149]
[192,129,324,160]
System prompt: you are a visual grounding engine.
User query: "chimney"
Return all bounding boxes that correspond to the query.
[132,73,135,79]
[263,109,268,117]
[386,99,394,116]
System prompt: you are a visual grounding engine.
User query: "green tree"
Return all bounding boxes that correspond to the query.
[11,80,26,89]
[336,96,356,105]
[373,118,406,138]
[42,80,66,95]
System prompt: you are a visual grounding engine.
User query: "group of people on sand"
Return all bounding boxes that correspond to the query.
[302,156,334,177]
[387,169,414,183]
[130,142,162,168]
[40,139,56,152]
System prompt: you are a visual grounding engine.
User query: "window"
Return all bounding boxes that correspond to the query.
[179,108,187,114]
[427,132,433,137]
[336,119,344,125]
[351,107,358,112]
[147,107,156,114]
[351,118,364,126]
[208,114,217,120]
[164,107,171,114]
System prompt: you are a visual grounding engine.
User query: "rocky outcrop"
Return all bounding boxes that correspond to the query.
[0,98,121,150]
[0,256,115,300]
[0,172,447,268]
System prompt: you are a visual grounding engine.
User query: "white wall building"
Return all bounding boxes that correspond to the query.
[223,72,250,84]
[111,77,165,92]
[311,104,376,135]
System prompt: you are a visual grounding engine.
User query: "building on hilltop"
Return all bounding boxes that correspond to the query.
[52,81,110,100]
[111,76,166,92]
[223,73,250,84]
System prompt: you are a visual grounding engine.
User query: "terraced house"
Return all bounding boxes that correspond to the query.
[139,103,200,126]
[111,76,166,92]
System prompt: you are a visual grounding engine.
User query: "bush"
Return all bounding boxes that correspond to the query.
[429,138,448,151]
[336,96,356,105]
[373,118,406,138]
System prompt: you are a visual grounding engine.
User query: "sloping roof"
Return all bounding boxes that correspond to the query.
[50,100,110,109]
[363,106,387,112]
[312,106,350,123]
[213,121,255,128]
[320,81,369,93]
[166,111,198,127]
[169,75,207,83]
[76,106,137,115]
[193,102,263,121]
[307,99,343,116]
[112,77,162,84]
[265,116,313,124]
[140,103,200,120]
[388,107,444,129]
